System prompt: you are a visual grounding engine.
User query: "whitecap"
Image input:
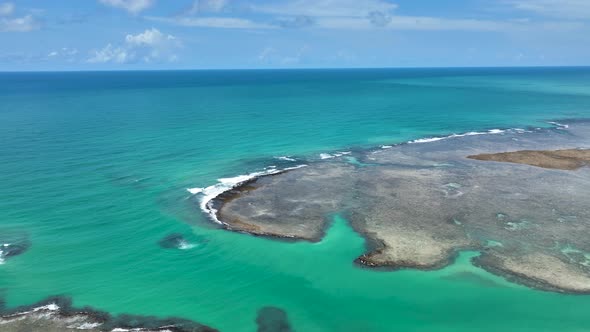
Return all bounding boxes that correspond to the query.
[381,145,392,149]
[548,121,570,129]
[187,165,308,224]
[409,137,446,144]
[409,128,507,144]
[178,240,196,250]
[187,187,204,195]
[320,151,351,159]
[35,303,60,312]
[319,153,334,159]
[73,322,102,330]
[275,156,296,162]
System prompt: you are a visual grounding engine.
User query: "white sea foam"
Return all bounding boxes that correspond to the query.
[34,303,60,312]
[187,187,204,195]
[548,121,570,129]
[275,156,296,162]
[0,244,5,264]
[409,129,507,144]
[381,145,392,149]
[320,151,351,159]
[409,137,446,144]
[73,322,102,330]
[188,165,308,224]
[111,327,173,332]
[319,153,333,159]
[2,303,61,319]
[178,240,196,250]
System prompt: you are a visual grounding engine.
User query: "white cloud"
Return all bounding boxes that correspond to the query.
[0,2,40,32]
[125,27,177,46]
[252,0,397,18]
[88,44,130,63]
[147,16,274,29]
[47,47,79,62]
[0,14,39,32]
[257,45,309,65]
[98,0,154,14]
[314,15,585,31]
[146,0,588,33]
[249,0,511,31]
[508,0,590,20]
[185,0,228,15]
[257,46,277,62]
[88,28,181,64]
[0,2,14,16]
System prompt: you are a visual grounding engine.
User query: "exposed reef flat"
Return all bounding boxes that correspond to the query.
[468,149,590,170]
[210,120,590,293]
[0,296,217,332]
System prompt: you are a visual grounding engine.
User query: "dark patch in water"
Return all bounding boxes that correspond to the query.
[441,271,503,288]
[158,233,188,249]
[0,232,31,261]
[1,242,30,259]
[256,306,293,332]
[0,295,218,332]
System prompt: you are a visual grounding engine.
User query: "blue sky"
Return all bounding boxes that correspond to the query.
[1,0,590,70]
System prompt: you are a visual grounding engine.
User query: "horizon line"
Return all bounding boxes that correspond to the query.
[1,64,590,74]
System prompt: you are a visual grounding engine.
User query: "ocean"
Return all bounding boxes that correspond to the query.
[1,67,590,331]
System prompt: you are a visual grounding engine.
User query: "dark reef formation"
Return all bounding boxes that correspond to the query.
[256,307,293,332]
[0,296,218,332]
[0,232,30,263]
[158,233,189,249]
[211,121,590,293]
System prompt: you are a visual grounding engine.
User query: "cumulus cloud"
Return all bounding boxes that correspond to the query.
[0,14,39,32]
[0,2,40,32]
[88,44,129,63]
[88,28,181,64]
[47,47,79,62]
[98,0,154,14]
[0,2,14,16]
[125,27,177,46]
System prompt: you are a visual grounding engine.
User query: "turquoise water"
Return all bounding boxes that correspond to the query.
[1,68,590,331]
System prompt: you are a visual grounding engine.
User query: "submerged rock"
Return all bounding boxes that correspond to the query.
[158,233,195,250]
[0,295,218,332]
[256,307,292,332]
[0,233,30,263]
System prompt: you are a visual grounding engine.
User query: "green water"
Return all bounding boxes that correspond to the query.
[1,68,590,331]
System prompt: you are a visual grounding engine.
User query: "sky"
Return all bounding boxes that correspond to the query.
[1,0,590,70]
